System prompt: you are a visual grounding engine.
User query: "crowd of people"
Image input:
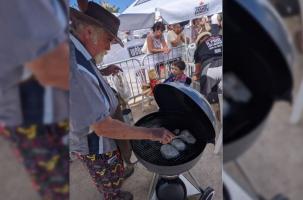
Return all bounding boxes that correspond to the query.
[139,14,223,102]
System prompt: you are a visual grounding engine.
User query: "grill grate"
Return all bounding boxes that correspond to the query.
[132,112,209,166]
[132,140,206,166]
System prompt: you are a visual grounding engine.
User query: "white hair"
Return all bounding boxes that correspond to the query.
[70,16,105,40]
[70,17,108,64]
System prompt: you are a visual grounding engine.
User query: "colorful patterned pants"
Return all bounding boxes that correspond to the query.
[78,150,125,200]
[0,121,69,200]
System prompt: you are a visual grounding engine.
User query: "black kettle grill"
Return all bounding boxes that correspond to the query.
[131,82,217,200]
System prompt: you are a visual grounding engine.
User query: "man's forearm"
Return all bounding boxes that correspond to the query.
[194,63,202,76]
[92,117,154,140]
[26,42,69,90]
[180,34,185,43]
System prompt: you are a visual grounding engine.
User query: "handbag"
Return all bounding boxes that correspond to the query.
[112,72,132,101]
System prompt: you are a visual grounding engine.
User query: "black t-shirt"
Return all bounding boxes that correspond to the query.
[194,35,223,66]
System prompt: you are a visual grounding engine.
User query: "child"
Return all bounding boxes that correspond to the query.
[164,60,192,86]
[147,69,161,95]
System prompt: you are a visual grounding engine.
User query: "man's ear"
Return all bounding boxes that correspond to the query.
[84,26,93,41]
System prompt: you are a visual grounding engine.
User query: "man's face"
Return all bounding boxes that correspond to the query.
[173,24,182,34]
[91,27,114,64]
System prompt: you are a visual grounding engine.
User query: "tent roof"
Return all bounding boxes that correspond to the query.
[123,0,222,24]
[118,13,155,31]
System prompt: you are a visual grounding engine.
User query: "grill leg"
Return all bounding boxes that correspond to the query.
[183,171,202,191]
[147,173,159,200]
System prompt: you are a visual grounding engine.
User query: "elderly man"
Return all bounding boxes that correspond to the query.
[193,32,222,102]
[69,2,174,200]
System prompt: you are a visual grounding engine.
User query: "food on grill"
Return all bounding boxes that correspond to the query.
[160,144,180,159]
[173,129,180,135]
[171,139,186,151]
[178,130,196,144]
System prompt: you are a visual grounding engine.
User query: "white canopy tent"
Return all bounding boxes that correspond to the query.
[107,0,222,64]
[119,0,222,30]
[118,13,155,31]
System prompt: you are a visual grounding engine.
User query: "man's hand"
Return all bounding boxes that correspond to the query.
[192,74,200,81]
[100,64,123,76]
[149,128,175,144]
[163,47,171,54]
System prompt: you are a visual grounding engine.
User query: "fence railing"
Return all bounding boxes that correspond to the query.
[101,58,143,102]
[100,44,197,103]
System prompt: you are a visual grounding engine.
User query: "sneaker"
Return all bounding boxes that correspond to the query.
[123,164,134,179]
[113,191,133,200]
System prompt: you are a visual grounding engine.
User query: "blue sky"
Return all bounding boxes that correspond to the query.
[69,0,134,12]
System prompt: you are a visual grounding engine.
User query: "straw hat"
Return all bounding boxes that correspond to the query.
[195,32,211,45]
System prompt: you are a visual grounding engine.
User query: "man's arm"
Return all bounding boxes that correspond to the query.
[25,42,69,90]
[99,64,122,76]
[170,32,186,47]
[167,31,180,47]
[192,63,202,81]
[180,33,189,44]
[91,116,174,144]
[180,33,186,43]
[170,35,182,47]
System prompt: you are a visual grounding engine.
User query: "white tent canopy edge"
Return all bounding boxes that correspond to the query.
[121,0,222,26]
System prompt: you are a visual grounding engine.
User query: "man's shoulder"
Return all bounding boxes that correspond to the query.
[71,64,101,95]
[69,33,92,60]
[167,30,176,37]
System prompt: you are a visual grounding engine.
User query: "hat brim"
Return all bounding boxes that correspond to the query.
[195,32,211,45]
[70,8,124,47]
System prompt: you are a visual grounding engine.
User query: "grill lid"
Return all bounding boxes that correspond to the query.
[154,82,216,142]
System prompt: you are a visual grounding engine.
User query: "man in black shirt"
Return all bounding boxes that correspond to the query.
[193,32,222,100]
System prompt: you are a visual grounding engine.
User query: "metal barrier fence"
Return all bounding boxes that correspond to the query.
[101,58,143,102]
[141,44,196,79]
[100,44,197,103]
[186,43,197,63]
